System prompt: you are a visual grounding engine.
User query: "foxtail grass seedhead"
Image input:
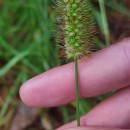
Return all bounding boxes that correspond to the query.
[54,0,95,60]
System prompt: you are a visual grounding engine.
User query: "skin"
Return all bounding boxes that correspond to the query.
[20,38,130,130]
[65,127,126,130]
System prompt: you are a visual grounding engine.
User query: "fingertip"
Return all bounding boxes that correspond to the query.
[19,65,75,108]
[19,84,27,106]
[19,81,33,107]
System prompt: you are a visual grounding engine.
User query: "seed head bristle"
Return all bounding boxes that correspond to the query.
[53,0,95,60]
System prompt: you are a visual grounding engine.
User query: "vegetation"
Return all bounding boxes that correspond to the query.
[0,0,130,129]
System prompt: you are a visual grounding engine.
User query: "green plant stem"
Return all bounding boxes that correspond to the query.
[74,57,80,126]
[99,0,110,46]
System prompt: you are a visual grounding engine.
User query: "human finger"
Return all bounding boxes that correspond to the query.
[57,87,130,130]
[20,38,130,107]
[65,126,126,130]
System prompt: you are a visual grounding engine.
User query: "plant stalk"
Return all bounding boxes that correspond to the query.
[74,57,80,126]
[99,0,110,46]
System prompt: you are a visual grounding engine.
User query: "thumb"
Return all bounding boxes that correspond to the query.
[65,126,124,130]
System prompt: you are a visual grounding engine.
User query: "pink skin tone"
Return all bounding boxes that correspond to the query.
[65,127,126,130]
[20,38,130,130]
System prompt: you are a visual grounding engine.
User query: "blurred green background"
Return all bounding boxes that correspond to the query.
[0,0,130,130]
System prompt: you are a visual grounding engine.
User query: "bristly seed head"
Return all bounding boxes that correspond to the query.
[54,0,95,60]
